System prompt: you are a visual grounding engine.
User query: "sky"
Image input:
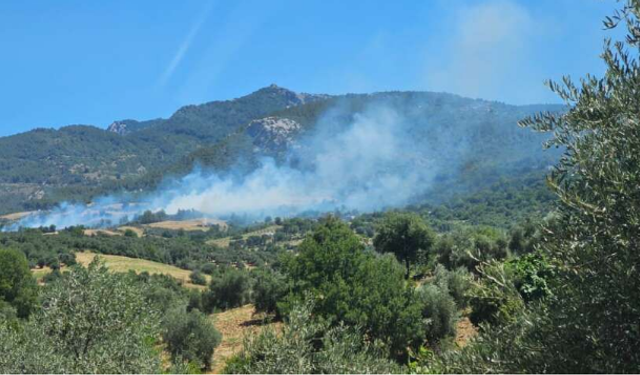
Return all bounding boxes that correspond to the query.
[0,0,624,136]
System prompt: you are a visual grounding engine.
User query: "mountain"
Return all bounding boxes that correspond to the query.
[0,86,563,215]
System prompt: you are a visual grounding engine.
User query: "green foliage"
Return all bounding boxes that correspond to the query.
[0,248,37,318]
[162,308,222,370]
[416,283,458,345]
[283,217,425,357]
[252,269,288,316]
[124,228,138,237]
[435,226,508,271]
[203,267,252,312]
[505,252,553,303]
[467,260,525,327]
[189,271,207,286]
[0,260,162,373]
[433,264,472,309]
[225,301,403,374]
[373,212,435,278]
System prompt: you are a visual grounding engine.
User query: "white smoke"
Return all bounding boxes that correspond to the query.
[10,103,445,230]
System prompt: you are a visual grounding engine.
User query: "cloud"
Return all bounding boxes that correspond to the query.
[423,0,549,104]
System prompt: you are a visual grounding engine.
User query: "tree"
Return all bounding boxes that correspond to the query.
[0,248,37,318]
[283,217,425,357]
[0,260,162,373]
[189,270,207,286]
[203,267,252,312]
[225,301,402,374]
[252,269,288,316]
[423,3,640,372]
[373,212,435,278]
[163,307,222,370]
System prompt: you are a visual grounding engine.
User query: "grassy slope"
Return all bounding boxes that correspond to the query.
[33,251,210,290]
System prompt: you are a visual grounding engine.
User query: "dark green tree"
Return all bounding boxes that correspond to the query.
[283,217,424,357]
[0,248,37,318]
[163,307,222,370]
[373,212,435,278]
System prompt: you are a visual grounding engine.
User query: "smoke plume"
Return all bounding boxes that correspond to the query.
[10,101,466,230]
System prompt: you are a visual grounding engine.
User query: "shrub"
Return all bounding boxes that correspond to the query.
[467,260,524,327]
[201,263,216,275]
[163,308,222,370]
[189,271,207,286]
[0,260,162,373]
[0,248,38,318]
[282,218,425,358]
[252,269,287,316]
[225,301,402,374]
[203,267,251,312]
[433,264,472,309]
[124,229,138,238]
[416,283,458,345]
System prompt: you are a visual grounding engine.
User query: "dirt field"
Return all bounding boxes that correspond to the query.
[0,211,34,221]
[83,229,123,237]
[209,304,281,374]
[207,225,281,248]
[455,316,478,347]
[37,251,211,290]
[146,218,227,232]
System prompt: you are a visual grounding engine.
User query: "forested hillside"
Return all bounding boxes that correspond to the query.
[0,85,326,214]
[0,84,562,216]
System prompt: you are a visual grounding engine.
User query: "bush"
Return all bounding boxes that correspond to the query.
[252,269,287,316]
[467,260,524,327]
[0,260,162,373]
[124,229,138,238]
[225,301,402,374]
[201,263,216,275]
[189,271,207,286]
[416,283,458,345]
[433,264,472,309]
[203,267,251,312]
[163,308,222,370]
[282,218,425,358]
[0,248,38,318]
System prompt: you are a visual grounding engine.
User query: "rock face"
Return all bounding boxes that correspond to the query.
[106,121,129,135]
[246,116,302,153]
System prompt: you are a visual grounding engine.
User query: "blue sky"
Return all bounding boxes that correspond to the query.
[0,0,622,136]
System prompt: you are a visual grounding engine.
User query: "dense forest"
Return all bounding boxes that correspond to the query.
[2,2,640,374]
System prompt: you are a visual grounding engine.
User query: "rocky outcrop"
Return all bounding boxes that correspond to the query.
[106,121,129,135]
[246,116,301,153]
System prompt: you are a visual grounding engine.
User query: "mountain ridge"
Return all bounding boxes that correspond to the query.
[0,86,563,216]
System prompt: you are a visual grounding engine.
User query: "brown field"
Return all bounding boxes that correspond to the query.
[83,229,122,237]
[455,317,478,347]
[207,225,281,248]
[75,251,210,289]
[209,304,281,374]
[0,211,34,221]
[32,251,210,290]
[146,218,227,232]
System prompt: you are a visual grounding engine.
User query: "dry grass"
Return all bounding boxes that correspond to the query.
[209,304,281,374]
[207,225,281,248]
[32,251,211,290]
[0,211,34,221]
[455,316,478,347]
[146,218,227,232]
[83,229,122,237]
